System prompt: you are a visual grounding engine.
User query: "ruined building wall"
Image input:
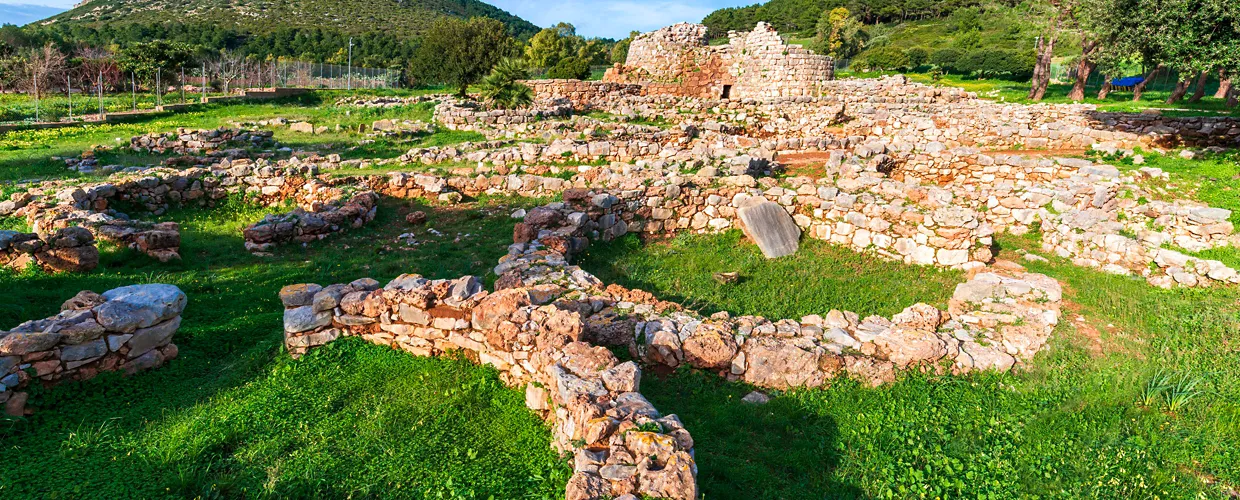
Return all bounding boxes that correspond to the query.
[605,22,834,99]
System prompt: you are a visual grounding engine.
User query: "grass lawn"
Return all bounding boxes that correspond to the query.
[0,194,568,497]
[581,228,1240,498]
[0,91,479,184]
[578,230,964,319]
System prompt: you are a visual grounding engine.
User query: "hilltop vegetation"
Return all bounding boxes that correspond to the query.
[42,0,538,40]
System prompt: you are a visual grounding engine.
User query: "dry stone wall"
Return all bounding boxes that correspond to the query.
[0,226,99,273]
[280,276,698,500]
[606,22,835,100]
[0,284,186,416]
[243,190,379,254]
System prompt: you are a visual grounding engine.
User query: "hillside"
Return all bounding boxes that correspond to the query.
[38,0,539,39]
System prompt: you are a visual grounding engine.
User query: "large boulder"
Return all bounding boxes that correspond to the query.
[736,198,801,258]
[95,284,187,333]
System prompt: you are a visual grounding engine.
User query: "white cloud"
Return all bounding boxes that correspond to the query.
[490,0,753,39]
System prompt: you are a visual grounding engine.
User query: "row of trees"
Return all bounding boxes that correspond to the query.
[1030,0,1239,104]
[0,39,363,101]
[703,0,1024,37]
[2,18,624,92]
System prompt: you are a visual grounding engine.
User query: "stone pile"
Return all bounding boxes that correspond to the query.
[128,127,275,155]
[0,226,99,273]
[886,149,1240,287]
[434,98,573,131]
[243,190,379,254]
[334,95,442,108]
[28,207,182,262]
[0,284,186,416]
[280,275,698,500]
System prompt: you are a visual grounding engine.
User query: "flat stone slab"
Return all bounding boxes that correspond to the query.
[737,199,801,258]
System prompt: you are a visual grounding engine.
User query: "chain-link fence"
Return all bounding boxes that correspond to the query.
[228,61,401,90]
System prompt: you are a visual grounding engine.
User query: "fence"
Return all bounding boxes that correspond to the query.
[224,61,401,90]
[0,60,403,125]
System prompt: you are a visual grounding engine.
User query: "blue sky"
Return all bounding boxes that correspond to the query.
[0,0,755,37]
[488,0,755,39]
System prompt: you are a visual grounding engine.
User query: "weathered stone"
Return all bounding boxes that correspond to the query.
[96,284,187,333]
[284,306,331,333]
[736,199,801,258]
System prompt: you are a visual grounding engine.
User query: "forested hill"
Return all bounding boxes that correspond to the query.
[702,0,1025,37]
[39,0,539,40]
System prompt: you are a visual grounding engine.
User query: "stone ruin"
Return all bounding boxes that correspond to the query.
[604,22,835,99]
[0,284,187,416]
[5,57,1240,497]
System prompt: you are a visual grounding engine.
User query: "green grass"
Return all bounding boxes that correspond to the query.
[1106,150,1240,226]
[614,230,1240,498]
[577,230,964,319]
[838,71,1240,116]
[0,93,470,183]
[0,194,568,497]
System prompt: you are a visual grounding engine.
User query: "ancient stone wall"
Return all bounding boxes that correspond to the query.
[127,127,275,155]
[434,97,574,131]
[519,81,644,111]
[243,190,379,254]
[0,284,186,416]
[605,22,834,99]
[280,276,698,500]
[0,227,99,273]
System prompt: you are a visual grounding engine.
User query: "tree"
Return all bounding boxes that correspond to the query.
[116,40,194,89]
[905,47,929,68]
[611,32,638,64]
[813,7,867,60]
[412,17,516,96]
[210,50,247,94]
[74,46,121,93]
[1028,0,1070,101]
[525,23,578,69]
[477,58,533,109]
[21,43,66,99]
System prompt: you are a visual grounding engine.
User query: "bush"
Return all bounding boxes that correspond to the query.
[861,46,909,71]
[958,49,1035,80]
[930,48,962,73]
[905,47,928,68]
[546,56,590,80]
[478,58,533,109]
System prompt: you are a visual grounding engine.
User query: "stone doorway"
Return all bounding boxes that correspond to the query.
[721,85,732,99]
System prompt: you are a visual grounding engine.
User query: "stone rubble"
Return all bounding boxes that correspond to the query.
[0,284,186,416]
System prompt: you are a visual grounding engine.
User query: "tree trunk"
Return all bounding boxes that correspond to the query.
[1229,86,1238,108]
[1132,64,1162,101]
[1187,70,1209,102]
[1097,75,1113,99]
[1028,32,1058,101]
[1216,69,1233,99]
[1067,40,1098,101]
[1165,78,1191,104]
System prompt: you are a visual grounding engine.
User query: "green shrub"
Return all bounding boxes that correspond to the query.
[478,58,533,109]
[930,48,962,73]
[546,56,591,80]
[861,46,909,71]
[957,49,1035,80]
[905,47,928,68]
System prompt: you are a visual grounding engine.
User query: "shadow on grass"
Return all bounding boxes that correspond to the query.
[577,231,964,319]
[0,194,566,497]
[642,367,864,499]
